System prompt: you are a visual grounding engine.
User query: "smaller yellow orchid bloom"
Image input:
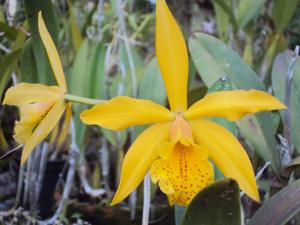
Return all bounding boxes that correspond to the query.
[2,12,69,165]
[80,0,286,206]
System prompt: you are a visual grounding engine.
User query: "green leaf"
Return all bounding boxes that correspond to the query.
[272,0,298,33]
[236,0,266,29]
[0,21,18,40]
[0,49,22,99]
[69,39,104,146]
[182,179,241,225]
[213,0,238,33]
[189,32,281,172]
[24,0,59,85]
[212,0,230,41]
[69,39,97,98]
[187,86,207,107]
[249,179,300,225]
[89,44,107,100]
[271,50,300,154]
[136,58,166,136]
[20,39,39,83]
[138,58,166,105]
[68,2,83,51]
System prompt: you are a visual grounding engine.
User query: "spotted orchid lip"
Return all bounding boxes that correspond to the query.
[151,142,213,206]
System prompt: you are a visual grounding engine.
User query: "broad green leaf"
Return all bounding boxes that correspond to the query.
[68,39,89,96]
[68,3,83,51]
[69,39,100,146]
[213,0,238,32]
[272,0,298,33]
[189,33,281,172]
[11,21,28,52]
[189,33,263,88]
[20,39,39,83]
[0,49,22,99]
[138,58,166,105]
[182,179,241,225]
[271,50,300,153]
[187,86,207,107]
[249,179,300,225]
[135,57,166,135]
[237,0,266,29]
[89,45,107,100]
[24,0,59,85]
[212,0,230,41]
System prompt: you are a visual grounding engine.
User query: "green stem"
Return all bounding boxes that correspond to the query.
[64,93,105,105]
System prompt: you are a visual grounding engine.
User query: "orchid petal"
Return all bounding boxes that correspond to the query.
[80,96,174,131]
[111,123,170,205]
[156,0,188,112]
[185,90,286,121]
[3,83,62,106]
[20,98,66,164]
[190,119,259,201]
[14,102,53,144]
[38,12,67,91]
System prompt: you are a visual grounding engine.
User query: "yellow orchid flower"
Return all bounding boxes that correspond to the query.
[80,0,286,206]
[2,12,70,165]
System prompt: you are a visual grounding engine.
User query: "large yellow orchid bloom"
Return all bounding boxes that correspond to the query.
[80,0,286,206]
[2,12,70,165]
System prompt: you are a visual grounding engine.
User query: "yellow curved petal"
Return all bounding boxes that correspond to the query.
[2,83,62,106]
[111,123,170,205]
[156,0,188,112]
[20,98,66,164]
[38,12,67,91]
[190,119,259,201]
[14,102,54,144]
[185,90,286,121]
[151,143,213,206]
[80,96,174,131]
[57,103,72,148]
[14,121,36,144]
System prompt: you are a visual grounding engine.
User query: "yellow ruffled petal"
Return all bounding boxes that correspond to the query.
[14,102,54,144]
[151,143,213,206]
[111,123,170,205]
[80,96,174,131]
[190,119,259,201]
[156,0,188,112]
[38,12,67,91]
[2,83,62,106]
[21,98,66,165]
[185,90,286,121]
[14,121,36,144]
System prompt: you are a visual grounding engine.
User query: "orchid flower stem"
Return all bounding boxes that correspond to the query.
[142,173,151,225]
[64,93,105,105]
